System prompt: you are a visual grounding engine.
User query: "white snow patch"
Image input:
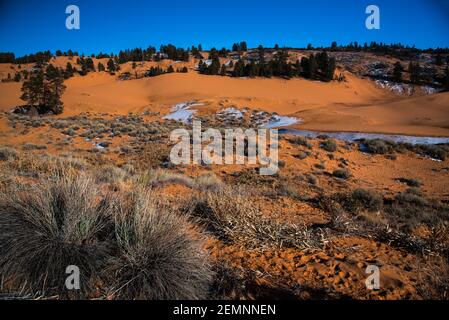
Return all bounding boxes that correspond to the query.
[421,86,438,95]
[163,101,205,124]
[375,80,413,95]
[260,115,300,129]
[217,107,244,119]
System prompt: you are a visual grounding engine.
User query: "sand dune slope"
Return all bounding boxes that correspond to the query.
[296,92,449,136]
[1,71,448,136]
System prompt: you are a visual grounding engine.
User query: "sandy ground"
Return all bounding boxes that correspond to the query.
[1,60,449,137]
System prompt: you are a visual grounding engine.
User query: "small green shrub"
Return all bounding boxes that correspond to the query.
[333,168,351,180]
[397,178,422,187]
[288,136,312,149]
[348,188,383,213]
[321,139,337,152]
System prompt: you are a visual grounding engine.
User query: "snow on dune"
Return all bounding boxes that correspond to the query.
[280,128,449,145]
[260,115,300,129]
[163,101,205,124]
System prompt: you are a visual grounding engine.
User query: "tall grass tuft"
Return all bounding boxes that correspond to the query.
[0,173,114,297]
[105,189,213,300]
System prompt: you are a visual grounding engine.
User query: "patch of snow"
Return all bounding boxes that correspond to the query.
[260,115,300,129]
[163,101,205,124]
[217,107,244,119]
[280,128,449,145]
[375,80,413,95]
[421,86,438,95]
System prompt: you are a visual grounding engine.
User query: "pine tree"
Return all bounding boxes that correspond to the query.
[64,62,75,79]
[302,54,317,79]
[444,66,449,91]
[326,57,336,81]
[309,55,318,79]
[409,61,421,84]
[14,72,21,82]
[220,64,227,76]
[247,61,258,78]
[43,64,66,114]
[198,60,207,74]
[107,58,116,72]
[85,58,95,72]
[80,59,88,76]
[393,61,403,82]
[20,69,44,106]
[300,57,309,78]
[97,62,105,72]
[233,59,245,77]
[20,65,66,114]
[208,56,220,75]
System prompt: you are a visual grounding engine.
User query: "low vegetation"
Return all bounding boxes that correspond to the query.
[0,169,213,299]
[321,139,338,152]
[189,186,322,249]
[332,168,351,180]
[361,139,449,161]
[0,173,112,297]
[105,189,212,300]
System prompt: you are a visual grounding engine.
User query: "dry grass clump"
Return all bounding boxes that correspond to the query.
[195,173,223,191]
[0,149,214,299]
[417,257,449,300]
[0,173,113,297]
[287,136,313,149]
[332,168,351,180]
[189,186,321,249]
[105,189,212,300]
[387,189,449,232]
[94,165,127,185]
[0,147,18,161]
[22,143,47,151]
[361,139,394,154]
[397,177,422,187]
[320,139,338,152]
[415,144,449,161]
[276,181,301,199]
[346,188,383,213]
[137,169,194,188]
[361,139,449,161]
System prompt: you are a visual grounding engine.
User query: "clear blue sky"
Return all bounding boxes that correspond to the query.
[1,0,448,56]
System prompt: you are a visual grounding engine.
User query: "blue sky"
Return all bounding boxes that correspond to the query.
[0,0,448,56]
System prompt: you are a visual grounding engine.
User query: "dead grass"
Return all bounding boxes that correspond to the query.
[188,186,322,250]
[0,147,18,161]
[0,172,113,298]
[105,188,213,300]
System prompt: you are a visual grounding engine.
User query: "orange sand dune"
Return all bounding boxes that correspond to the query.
[295,92,449,137]
[1,70,448,136]
[0,71,388,114]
